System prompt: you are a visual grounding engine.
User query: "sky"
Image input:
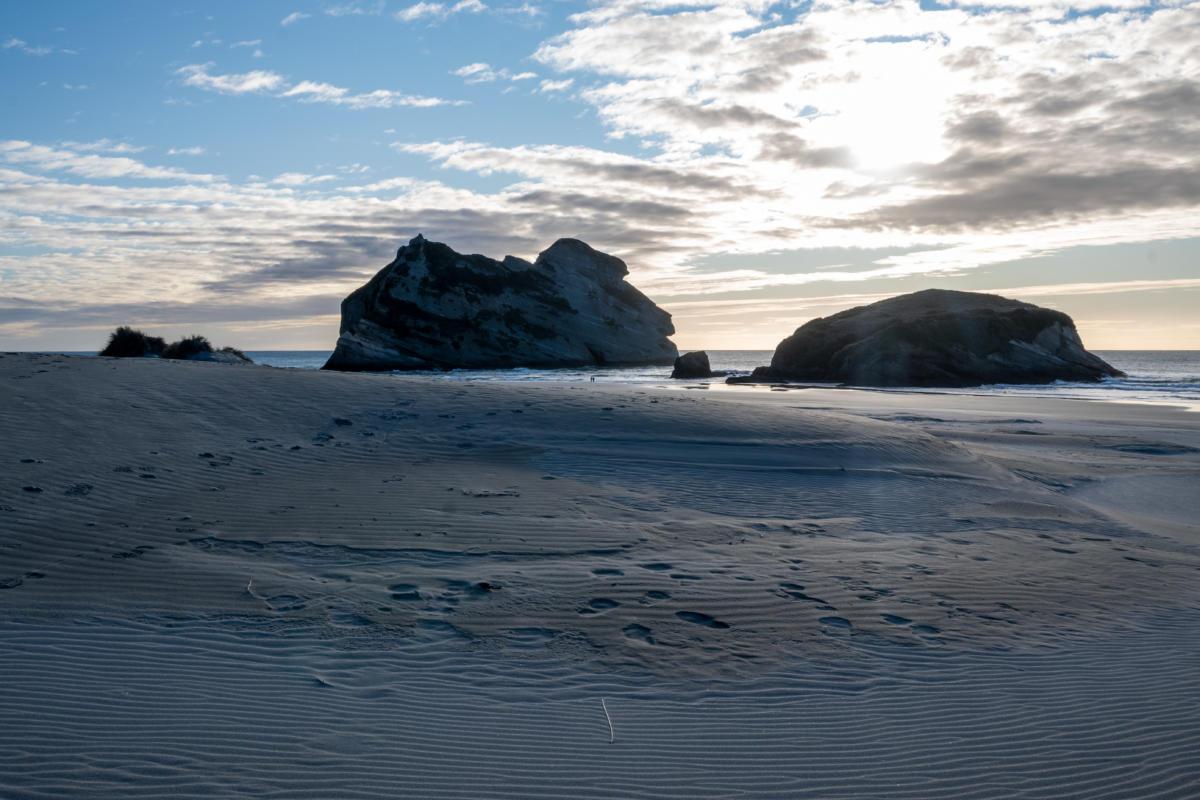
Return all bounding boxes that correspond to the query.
[1,0,1197,352]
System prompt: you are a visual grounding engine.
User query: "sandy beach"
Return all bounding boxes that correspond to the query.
[2,352,1199,798]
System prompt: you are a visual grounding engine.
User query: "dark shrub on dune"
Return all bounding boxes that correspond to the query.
[162,335,213,360]
[99,326,166,358]
[164,337,252,363]
[99,328,252,363]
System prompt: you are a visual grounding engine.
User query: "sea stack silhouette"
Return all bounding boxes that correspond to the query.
[323,235,677,371]
[730,289,1122,387]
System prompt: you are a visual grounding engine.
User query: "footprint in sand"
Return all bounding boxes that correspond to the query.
[417,619,473,640]
[111,545,154,560]
[676,611,730,629]
[580,598,620,614]
[266,594,306,612]
[778,582,834,609]
[819,616,852,630]
[504,628,559,647]
[327,609,374,628]
[623,623,656,644]
[388,583,421,601]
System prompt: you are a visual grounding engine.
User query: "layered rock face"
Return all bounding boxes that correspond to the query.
[732,289,1122,387]
[323,235,678,371]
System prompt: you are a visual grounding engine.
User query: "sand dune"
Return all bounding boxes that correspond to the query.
[2,353,1199,797]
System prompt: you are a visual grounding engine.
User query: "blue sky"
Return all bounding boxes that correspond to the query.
[1,2,593,183]
[2,0,1198,350]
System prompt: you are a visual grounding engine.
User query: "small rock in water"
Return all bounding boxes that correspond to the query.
[670,351,726,379]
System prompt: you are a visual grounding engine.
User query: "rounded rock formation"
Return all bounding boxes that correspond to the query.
[729,289,1122,388]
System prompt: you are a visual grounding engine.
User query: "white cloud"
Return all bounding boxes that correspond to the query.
[60,139,145,154]
[325,1,385,16]
[177,65,464,109]
[498,3,542,18]
[452,62,537,84]
[395,0,487,22]
[270,172,338,185]
[278,80,348,103]
[177,63,285,94]
[395,2,447,21]
[230,39,262,48]
[453,62,496,82]
[343,176,418,192]
[280,11,311,26]
[4,37,46,55]
[3,36,72,56]
[538,78,573,93]
[0,140,212,182]
[281,80,463,109]
[167,146,207,156]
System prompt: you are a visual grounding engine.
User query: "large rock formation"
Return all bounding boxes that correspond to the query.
[323,235,678,371]
[730,289,1122,387]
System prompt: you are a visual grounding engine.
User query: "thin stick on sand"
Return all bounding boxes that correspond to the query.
[245,577,265,602]
[601,698,614,744]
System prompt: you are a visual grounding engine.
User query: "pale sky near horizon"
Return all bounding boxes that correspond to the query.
[1,0,1197,352]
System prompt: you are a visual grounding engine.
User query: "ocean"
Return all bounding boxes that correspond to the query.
[237,350,1200,412]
